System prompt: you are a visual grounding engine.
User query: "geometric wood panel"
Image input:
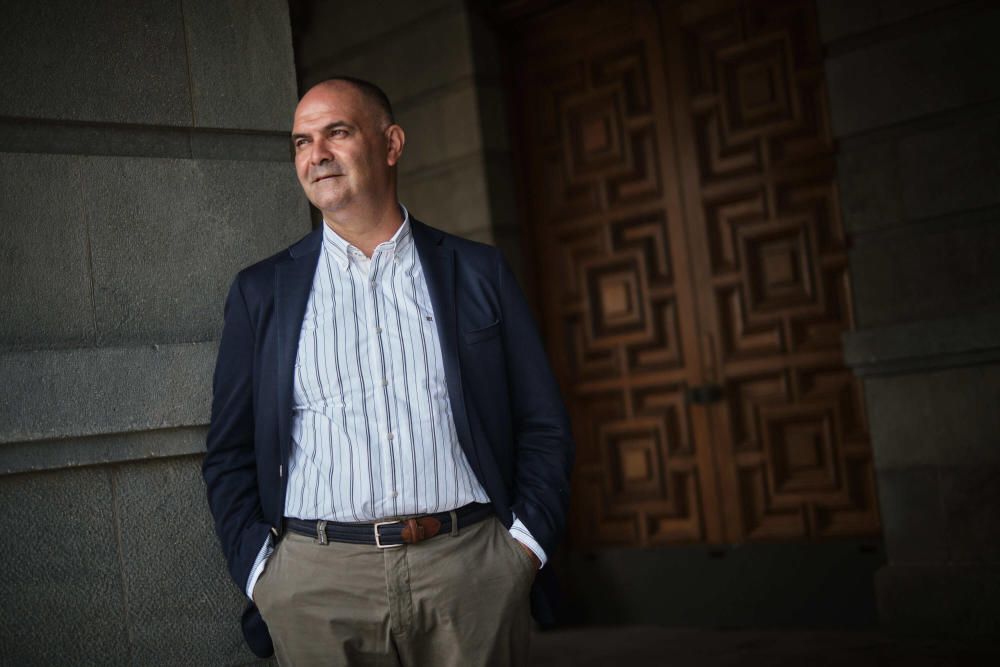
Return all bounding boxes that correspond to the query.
[508,0,722,547]
[726,366,877,539]
[665,0,880,541]
[504,0,880,547]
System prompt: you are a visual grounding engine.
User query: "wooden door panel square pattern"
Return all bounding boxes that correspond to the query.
[505,0,879,547]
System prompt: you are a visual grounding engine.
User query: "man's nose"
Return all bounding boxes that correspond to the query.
[308,140,333,165]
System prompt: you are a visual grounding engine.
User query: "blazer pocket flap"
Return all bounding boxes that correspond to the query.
[463,319,501,344]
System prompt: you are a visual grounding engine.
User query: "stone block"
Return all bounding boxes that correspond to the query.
[0,467,130,665]
[294,0,458,77]
[877,0,962,26]
[825,7,1000,137]
[0,426,208,475]
[82,156,309,345]
[816,0,958,43]
[482,152,519,229]
[302,9,476,106]
[189,130,293,162]
[876,564,1000,638]
[397,82,486,176]
[0,118,191,161]
[837,113,1000,235]
[874,468,948,564]
[0,120,290,163]
[0,0,190,126]
[843,310,1000,375]
[114,456,255,666]
[940,465,1000,563]
[0,343,216,444]
[899,113,1000,221]
[473,83,512,153]
[0,153,95,348]
[849,221,1000,328]
[815,0,879,42]
[862,363,1000,468]
[183,0,297,131]
[464,8,504,80]
[398,154,491,237]
[835,136,901,234]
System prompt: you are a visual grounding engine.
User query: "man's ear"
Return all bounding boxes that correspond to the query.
[385,124,405,166]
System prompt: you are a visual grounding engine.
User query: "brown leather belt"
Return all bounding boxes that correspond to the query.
[284,502,494,548]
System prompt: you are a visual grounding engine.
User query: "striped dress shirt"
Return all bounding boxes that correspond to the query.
[246,206,543,597]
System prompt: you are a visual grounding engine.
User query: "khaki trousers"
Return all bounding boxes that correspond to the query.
[253,516,536,666]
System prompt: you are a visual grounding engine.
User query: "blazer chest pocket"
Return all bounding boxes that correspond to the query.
[463,319,501,345]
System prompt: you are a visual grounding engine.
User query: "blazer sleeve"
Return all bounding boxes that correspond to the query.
[497,252,575,556]
[202,274,272,591]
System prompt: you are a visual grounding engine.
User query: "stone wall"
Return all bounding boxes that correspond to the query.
[0,1,308,663]
[817,0,1000,637]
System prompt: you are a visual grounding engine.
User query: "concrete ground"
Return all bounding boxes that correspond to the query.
[529,627,1000,666]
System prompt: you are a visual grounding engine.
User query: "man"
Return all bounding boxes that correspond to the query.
[202,76,574,666]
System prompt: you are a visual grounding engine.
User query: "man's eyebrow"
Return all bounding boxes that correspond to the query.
[291,121,352,143]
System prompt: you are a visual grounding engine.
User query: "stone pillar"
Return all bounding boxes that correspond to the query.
[0,1,308,663]
[291,0,526,278]
[817,0,1000,638]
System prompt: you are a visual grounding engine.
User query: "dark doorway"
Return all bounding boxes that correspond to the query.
[497,0,883,627]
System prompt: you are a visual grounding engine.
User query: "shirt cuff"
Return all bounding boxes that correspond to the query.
[246,533,275,600]
[509,514,547,568]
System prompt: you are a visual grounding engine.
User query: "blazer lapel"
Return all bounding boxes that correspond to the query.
[275,228,322,463]
[411,219,477,459]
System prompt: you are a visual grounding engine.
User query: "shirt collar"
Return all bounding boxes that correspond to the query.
[322,204,412,271]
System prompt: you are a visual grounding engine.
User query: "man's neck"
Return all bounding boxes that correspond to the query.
[323,200,403,258]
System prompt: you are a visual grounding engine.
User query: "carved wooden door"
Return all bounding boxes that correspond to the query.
[506,0,880,546]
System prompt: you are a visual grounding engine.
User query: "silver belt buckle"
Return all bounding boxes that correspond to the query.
[374,519,403,549]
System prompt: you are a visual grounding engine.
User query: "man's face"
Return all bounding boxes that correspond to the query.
[291,83,394,216]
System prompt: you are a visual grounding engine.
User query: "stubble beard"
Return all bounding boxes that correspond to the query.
[308,177,352,214]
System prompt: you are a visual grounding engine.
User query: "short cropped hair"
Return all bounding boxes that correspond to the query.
[315,76,395,127]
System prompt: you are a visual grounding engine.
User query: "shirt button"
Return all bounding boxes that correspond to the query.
[389,490,398,498]
[374,326,382,334]
[387,432,394,441]
[381,378,389,387]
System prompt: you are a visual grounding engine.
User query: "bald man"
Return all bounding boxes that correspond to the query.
[203,77,574,666]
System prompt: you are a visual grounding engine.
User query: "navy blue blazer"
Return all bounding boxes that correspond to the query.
[202,217,574,657]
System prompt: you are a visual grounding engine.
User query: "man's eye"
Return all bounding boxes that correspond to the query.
[294,139,308,149]
[332,129,347,137]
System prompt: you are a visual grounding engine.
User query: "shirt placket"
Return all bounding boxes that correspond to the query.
[358,247,399,518]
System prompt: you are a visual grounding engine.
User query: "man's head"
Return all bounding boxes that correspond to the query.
[291,77,404,220]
